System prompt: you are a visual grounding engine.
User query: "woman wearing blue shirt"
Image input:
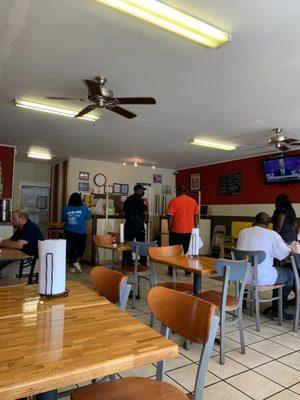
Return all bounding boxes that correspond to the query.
[61,193,91,272]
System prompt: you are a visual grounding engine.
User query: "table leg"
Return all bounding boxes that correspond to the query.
[193,274,202,295]
[36,389,57,400]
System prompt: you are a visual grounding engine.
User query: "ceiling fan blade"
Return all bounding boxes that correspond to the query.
[40,96,83,101]
[245,145,267,151]
[115,97,156,105]
[284,138,297,144]
[108,105,137,119]
[75,104,97,118]
[83,79,101,95]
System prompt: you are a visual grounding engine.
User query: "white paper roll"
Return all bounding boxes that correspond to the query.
[186,228,203,256]
[120,223,124,243]
[38,239,66,295]
[296,244,300,254]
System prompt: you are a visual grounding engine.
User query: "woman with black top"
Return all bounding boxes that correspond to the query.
[272,194,297,244]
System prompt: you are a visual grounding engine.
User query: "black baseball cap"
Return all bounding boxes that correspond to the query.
[134,184,146,191]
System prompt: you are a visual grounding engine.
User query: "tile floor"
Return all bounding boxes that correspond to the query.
[58,264,300,400]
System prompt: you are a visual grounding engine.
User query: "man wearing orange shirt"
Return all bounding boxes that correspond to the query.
[166,185,200,275]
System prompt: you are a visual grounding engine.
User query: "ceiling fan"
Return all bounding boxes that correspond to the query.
[246,128,300,152]
[41,76,156,119]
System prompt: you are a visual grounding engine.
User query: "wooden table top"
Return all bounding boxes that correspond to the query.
[150,255,216,276]
[0,299,178,399]
[0,280,108,319]
[0,248,30,262]
[96,242,131,252]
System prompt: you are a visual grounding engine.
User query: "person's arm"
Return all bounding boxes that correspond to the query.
[143,209,149,224]
[194,214,199,228]
[1,238,28,250]
[167,214,173,232]
[61,207,66,222]
[272,232,290,261]
[274,213,285,233]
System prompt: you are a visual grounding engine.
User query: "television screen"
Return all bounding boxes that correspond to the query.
[263,154,300,184]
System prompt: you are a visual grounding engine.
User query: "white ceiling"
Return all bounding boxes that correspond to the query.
[1,0,300,168]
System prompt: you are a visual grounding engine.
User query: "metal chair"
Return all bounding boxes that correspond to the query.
[90,266,131,311]
[71,286,219,400]
[232,249,283,331]
[148,245,193,292]
[290,252,300,332]
[18,256,38,284]
[209,224,226,257]
[197,257,250,364]
[118,241,157,308]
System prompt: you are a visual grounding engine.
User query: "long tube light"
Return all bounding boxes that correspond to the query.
[191,138,236,151]
[28,151,52,160]
[96,0,231,48]
[15,99,99,122]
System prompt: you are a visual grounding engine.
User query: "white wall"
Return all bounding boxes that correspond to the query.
[13,161,51,209]
[67,157,176,213]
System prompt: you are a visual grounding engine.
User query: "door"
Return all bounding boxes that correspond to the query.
[21,185,50,237]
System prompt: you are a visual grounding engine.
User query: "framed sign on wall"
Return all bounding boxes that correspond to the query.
[191,173,200,191]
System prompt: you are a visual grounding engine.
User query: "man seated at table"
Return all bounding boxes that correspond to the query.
[0,210,44,278]
[237,212,294,320]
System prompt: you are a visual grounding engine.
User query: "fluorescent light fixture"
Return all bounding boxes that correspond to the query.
[27,150,52,160]
[15,99,98,122]
[134,161,138,167]
[191,138,236,151]
[152,164,156,170]
[96,0,231,48]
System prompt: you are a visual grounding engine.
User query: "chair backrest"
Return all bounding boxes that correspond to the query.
[148,286,215,344]
[130,241,157,257]
[93,235,112,246]
[231,248,266,266]
[210,225,226,252]
[18,256,37,284]
[148,286,219,400]
[148,245,182,258]
[291,252,300,295]
[90,266,130,310]
[215,257,249,283]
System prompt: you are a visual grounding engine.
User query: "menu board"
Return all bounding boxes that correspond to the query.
[219,173,241,196]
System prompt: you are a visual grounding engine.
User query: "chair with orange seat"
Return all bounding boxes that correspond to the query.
[93,234,115,267]
[148,245,193,293]
[90,266,131,311]
[196,257,250,364]
[71,286,219,400]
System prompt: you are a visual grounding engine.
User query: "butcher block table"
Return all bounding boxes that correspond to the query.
[0,280,178,400]
[0,248,30,262]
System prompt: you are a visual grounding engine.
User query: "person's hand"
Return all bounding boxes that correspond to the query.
[16,239,28,249]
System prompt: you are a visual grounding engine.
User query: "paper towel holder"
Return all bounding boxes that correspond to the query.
[39,252,69,299]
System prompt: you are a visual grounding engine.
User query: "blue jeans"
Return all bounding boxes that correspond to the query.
[272,264,294,311]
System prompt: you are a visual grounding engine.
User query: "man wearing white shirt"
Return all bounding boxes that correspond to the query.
[237,212,294,320]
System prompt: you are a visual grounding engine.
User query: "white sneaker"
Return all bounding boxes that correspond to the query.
[73,262,82,273]
[69,267,75,273]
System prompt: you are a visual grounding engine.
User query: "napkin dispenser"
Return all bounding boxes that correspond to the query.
[186,228,203,256]
[38,239,67,297]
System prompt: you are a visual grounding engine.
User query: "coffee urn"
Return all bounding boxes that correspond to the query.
[0,199,11,222]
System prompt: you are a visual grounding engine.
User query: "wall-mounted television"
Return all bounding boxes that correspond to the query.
[263,154,300,184]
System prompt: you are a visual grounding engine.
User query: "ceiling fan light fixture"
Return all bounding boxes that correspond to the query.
[15,99,99,122]
[191,138,236,151]
[96,0,231,48]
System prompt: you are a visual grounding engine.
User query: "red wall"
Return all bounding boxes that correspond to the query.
[0,145,15,198]
[177,151,300,205]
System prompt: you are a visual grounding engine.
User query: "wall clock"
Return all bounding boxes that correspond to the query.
[94,173,107,187]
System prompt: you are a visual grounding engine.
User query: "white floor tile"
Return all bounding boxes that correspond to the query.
[118,363,157,378]
[167,364,220,392]
[203,381,252,400]
[279,351,300,371]
[228,329,264,345]
[214,337,241,353]
[271,333,300,351]
[180,342,218,362]
[208,355,248,379]
[226,347,272,368]
[267,390,300,399]
[154,354,192,371]
[290,382,300,395]
[226,370,283,400]
[245,324,284,339]
[254,360,300,388]
[249,339,294,358]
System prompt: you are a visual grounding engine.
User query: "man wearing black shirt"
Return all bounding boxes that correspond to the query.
[123,184,149,265]
[0,210,44,277]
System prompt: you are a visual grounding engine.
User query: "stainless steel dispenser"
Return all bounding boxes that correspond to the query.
[0,199,11,222]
